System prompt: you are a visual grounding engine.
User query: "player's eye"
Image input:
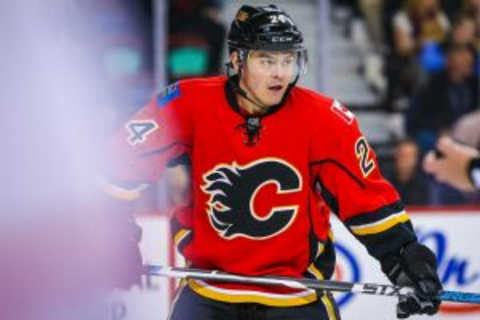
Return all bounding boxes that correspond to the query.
[282,58,294,66]
[260,58,276,66]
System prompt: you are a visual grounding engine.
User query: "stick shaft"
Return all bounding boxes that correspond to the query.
[145,265,480,305]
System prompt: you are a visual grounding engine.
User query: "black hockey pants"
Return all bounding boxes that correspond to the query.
[169,285,341,320]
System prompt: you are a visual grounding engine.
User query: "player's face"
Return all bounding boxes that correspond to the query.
[240,50,297,110]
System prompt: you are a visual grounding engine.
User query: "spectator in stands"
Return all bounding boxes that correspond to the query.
[384,138,430,205]
[449,111,480,203]
[436,1,462,21]
[167,0,226,82]
[383,0,404,48]
[449,11,477,46]
[394,0,450,56]
[424,135,480,192]
[354,0,384,52]
[406,42,477,151]
[420,11,479,84]
[463,0,480,32]
[411,44,478,205]
[386,0,450,110]
[407,43,476,206]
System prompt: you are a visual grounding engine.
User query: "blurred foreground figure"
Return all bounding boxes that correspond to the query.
[424,136,480,191]
[0,3,143,319]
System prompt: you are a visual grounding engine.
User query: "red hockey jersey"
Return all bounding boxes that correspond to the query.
[106,76,416,306]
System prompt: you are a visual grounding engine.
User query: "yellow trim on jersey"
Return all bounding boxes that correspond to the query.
[321,292,337,320]
[187,279,318,307]
[350,211,409,236]
[307,263,324,280]
[315,242,325,259]
[174,229,191,246]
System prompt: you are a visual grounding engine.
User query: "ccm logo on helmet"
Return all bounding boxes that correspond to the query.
[201,158,302,240]
[271,36,293,43]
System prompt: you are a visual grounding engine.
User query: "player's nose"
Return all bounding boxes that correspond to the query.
[270,63,286,79]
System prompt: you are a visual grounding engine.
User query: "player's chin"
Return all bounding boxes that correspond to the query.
[263,91,285,105]
[260,98,282,108]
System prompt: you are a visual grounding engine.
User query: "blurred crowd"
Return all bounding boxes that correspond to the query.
[333,0,480,206]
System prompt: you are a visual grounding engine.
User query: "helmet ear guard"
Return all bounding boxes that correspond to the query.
[293,49,308,79]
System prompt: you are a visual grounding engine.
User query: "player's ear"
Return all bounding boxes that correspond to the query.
[230,51,240,73]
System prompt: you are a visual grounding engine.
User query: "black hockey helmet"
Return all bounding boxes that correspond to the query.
[227,4,308,78]
[228,4,305,52]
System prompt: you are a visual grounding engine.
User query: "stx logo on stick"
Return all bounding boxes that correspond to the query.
[360,283,402,296]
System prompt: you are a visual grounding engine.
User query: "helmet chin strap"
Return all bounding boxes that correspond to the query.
[233,83,269,112]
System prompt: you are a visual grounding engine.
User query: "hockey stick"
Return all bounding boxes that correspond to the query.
[145,265,480,304]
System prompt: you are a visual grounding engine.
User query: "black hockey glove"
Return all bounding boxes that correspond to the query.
[381,242,442,319]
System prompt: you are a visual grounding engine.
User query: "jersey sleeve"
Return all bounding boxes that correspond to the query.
[310,101,416,260]
[103,82,193,198]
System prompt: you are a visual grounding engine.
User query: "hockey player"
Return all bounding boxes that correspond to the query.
[105,4,442,319]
